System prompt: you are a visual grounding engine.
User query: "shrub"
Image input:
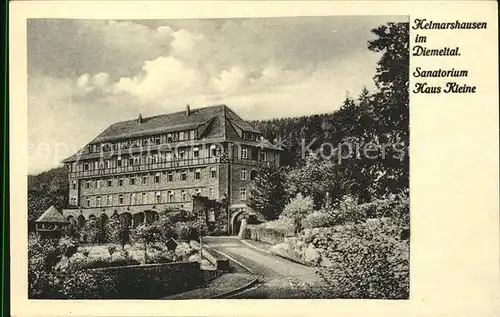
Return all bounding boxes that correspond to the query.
[58,267,118,299]
[175,221,206,241]
[245,225,286,245]
[301,211,336,229]
[28,233,62,298]
[59,236,79,260]
[280,193,314,234]
[301,218,409,299]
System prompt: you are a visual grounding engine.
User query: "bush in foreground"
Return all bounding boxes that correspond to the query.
[301,217,409,299]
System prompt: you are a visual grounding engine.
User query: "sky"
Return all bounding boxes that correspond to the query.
[27,16,407,174]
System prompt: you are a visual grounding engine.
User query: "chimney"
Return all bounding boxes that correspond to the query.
[138,113,143,124]
[186,104,191,116]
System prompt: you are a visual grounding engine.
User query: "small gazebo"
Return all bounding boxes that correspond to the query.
[35,205,69,238]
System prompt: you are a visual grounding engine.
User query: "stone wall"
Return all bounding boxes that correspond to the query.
[87,261,204,299]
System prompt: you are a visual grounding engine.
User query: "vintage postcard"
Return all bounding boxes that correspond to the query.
[8,1,499,317]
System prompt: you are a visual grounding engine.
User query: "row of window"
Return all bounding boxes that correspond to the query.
[89,130,197,153]
[74,146,270,173]
[73,167,256,191]
[72,187,248,207]
[74,167,221,191]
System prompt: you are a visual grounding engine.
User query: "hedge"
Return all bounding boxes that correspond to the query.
[243,225,286,245]
[62,261,204,299]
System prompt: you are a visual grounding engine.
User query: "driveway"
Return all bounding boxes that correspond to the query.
[202,236,323,299]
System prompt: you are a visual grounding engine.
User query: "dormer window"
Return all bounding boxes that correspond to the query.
[166,133,173,142]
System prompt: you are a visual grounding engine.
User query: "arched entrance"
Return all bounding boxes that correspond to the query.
[120,212,132,227]
[230,209,247,236]
[133,211,145,227]
[144,210,159,224]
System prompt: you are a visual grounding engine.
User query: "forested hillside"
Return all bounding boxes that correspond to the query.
[28,167,68,230]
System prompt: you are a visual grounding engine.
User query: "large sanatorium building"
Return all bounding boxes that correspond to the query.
[59,104,281,230]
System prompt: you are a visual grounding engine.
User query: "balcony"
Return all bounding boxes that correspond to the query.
[69,157,260,178]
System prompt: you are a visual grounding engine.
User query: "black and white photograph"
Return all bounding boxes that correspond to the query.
[27,15,410,300]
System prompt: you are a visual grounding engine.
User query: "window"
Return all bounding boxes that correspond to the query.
[209,187,216,199]
[154,173,160,183]
[70,197,77,205]
[107,195,113,206]
[240,169,247,180]
[117,157,122,167]
[181,190,187,202]
[154,136,160,144]
[97,179,102,189]
[107,179,112,187]
[195,169,201,180]
[179,131,185,141]
[167,191,174,203]
[260,151,267,161]
[130,177,136,185]
[94,161,99,170]
[142,193,148,204]
[193,147,199,158]
[210,167,217,178]
[152,153,158,163]
[250,170,258,181]
[119,195,124,205]
[142,175,148,185]
[118,178,123,187]
[96,196,101,207]
[129,158,134,166]
[86,198,91,207]
[105,160,111,168]
[209,210,216,222]
[131,193,136,205]
[189,130,195,140]
[210,144,218,157]
[179,148,185,159]
[167,133,173,142]
[167,172,173,182]
[181,171,187,181]
[86,181,91,189]
[166,151,173,161]
[241,147,248,159]
[84,163,89,171]
[195,188,202,196]
[155,192,162,203]
[240,188,247,201]
[72,181,76,190]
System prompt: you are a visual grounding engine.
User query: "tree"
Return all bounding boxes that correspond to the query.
[248,163,288,220]
[105,217,130,248]
[135,224,162,263]
[286,155,356,209]
[28,167,69,231]
[365,22,409,196]
[281,193,314,234]
[156,215,179,245]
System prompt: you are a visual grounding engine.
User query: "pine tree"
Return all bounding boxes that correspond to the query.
[248,163,288,220]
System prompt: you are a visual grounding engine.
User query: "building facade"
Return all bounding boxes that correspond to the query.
[61,104,281,228]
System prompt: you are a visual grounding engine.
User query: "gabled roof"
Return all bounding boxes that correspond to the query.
[90,104,259,144]
[36,205,69,223]
[62,104,269,163]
